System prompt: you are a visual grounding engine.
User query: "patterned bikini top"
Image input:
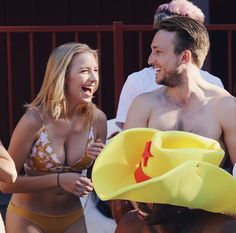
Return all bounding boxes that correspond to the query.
[24,110,94,174]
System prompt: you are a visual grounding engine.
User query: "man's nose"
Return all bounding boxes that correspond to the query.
[148,52,154,65]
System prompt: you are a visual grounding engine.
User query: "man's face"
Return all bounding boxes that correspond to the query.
[148,30,183,87]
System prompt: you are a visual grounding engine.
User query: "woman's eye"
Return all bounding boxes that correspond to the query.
[81,69,88,73]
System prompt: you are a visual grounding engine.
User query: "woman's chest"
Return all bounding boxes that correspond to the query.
[43,121,92,165]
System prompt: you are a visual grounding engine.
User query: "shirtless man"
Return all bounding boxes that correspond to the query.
[124,16,236,166]
[115,0,224,130]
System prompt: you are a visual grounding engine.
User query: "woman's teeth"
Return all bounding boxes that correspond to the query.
[82,86,92,93]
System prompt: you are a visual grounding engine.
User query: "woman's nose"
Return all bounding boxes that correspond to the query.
[90,72,99,81]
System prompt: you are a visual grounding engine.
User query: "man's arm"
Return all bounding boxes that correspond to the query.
[219,96,236,164]
[124,94,152,130]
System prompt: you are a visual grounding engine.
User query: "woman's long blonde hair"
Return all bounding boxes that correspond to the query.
[26,42,98,127]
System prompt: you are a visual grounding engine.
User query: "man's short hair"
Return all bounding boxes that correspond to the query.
[158,16,209,68]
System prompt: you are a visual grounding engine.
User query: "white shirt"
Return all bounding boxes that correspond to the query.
[115,67,224,129]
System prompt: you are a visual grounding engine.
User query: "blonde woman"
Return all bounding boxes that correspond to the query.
[1,42,107,233]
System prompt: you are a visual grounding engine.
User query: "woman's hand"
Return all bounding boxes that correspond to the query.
[86,138,104,161]
[59,172,93,197]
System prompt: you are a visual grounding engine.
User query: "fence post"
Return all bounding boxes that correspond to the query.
[113,21,124,110]
[227,30,233,94]
[6,33,14,136]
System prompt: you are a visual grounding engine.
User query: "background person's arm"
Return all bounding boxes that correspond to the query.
[0,141,17,183]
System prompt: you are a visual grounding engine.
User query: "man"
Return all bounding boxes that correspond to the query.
[124,16,236,166]
[115,0,224,130]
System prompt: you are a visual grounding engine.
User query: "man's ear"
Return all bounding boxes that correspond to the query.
[181,50,191,64]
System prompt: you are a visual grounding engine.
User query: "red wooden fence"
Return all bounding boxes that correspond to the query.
[0,22,235,144]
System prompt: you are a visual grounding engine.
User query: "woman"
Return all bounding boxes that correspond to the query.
[1,42,107,233]
[0,140,17,233]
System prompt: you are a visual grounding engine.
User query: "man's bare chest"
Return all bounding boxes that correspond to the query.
[148,105,221,140]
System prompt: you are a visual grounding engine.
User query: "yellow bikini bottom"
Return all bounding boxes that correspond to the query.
[7,202,84,233]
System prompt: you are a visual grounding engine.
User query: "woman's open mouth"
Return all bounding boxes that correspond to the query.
[82,85,94,96]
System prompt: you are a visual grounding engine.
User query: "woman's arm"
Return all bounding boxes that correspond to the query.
[86,109,107,160]
[94,109,107,144]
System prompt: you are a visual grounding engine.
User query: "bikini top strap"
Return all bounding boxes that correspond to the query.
[33,107,44,127]
[88,125,94,139]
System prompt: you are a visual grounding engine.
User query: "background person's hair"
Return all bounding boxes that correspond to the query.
[154,0,205,29]
[26,42,98,127]
[158,16,209,68]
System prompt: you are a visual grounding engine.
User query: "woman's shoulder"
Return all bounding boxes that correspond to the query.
[20,108,43,131]
[9,108,44,143]
[93,107,107,125]
[91,107,107,142]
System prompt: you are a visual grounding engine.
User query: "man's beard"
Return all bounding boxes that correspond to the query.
[157,70,182,87]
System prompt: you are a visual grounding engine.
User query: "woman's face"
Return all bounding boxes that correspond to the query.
[65,52,99,105]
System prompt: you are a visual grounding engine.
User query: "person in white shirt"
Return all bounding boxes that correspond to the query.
[115,0,224,129]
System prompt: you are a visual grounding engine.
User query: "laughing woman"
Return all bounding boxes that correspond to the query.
[1,42,107,233]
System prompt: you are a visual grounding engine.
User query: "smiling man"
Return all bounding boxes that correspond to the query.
[124,16,236,168]
[115,0,224,130]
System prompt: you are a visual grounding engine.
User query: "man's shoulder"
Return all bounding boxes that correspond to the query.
[216,93,235,106]
[135,87,164,101]
[207,88,234,110]
[213,94,236,124]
